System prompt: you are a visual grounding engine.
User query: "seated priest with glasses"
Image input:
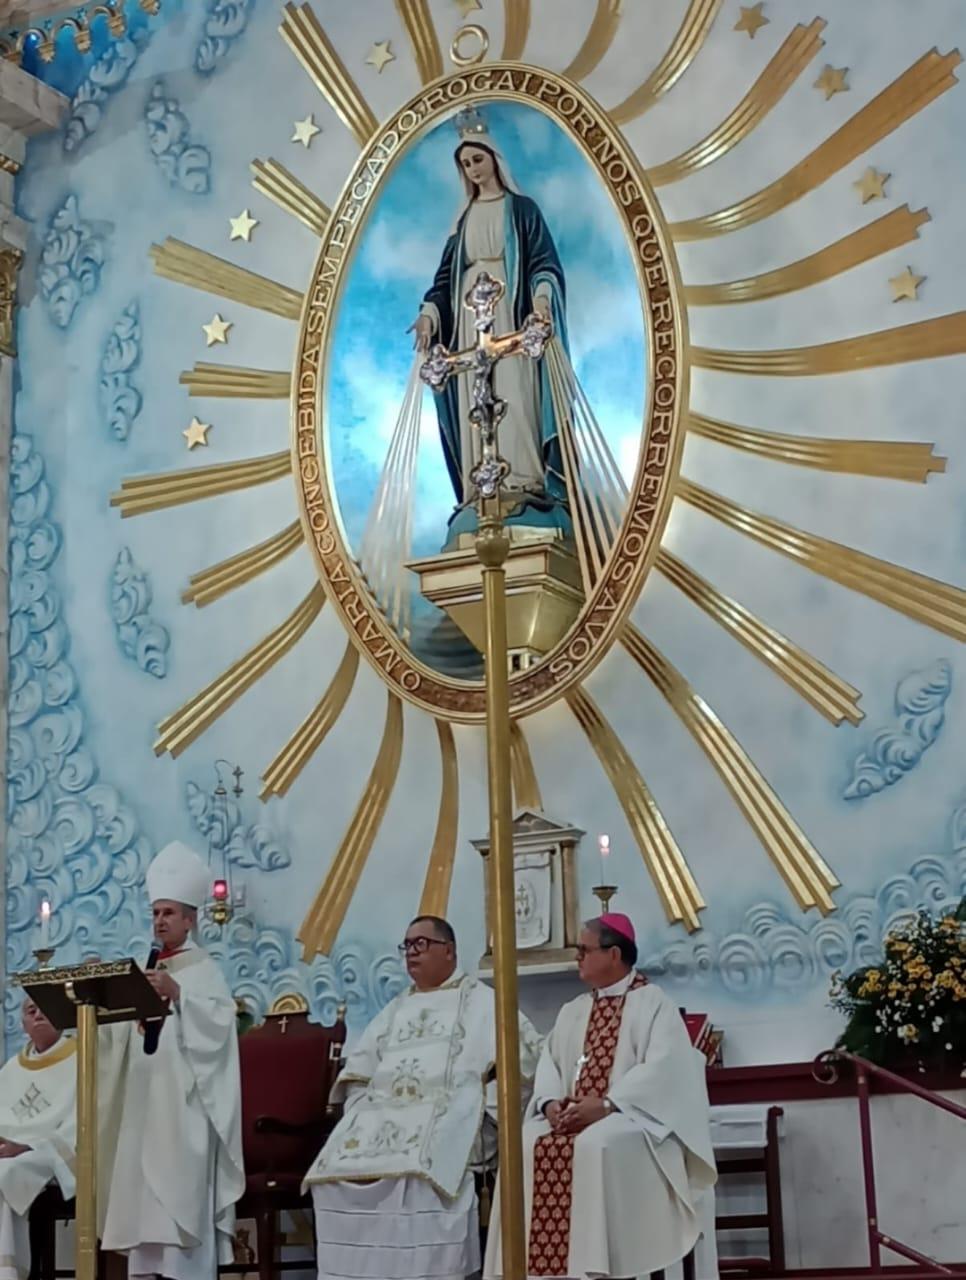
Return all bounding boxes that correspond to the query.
[0,997,78,1280]
[486,913,717,1280]
[305,914,542,1280]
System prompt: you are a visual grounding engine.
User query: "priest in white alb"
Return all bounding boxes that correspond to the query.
[101,840,245,1279]
[305,914,542,1280]
[0,997,77,1279]
[485,913,717,1280]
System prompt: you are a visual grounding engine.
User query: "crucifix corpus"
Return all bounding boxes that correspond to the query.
[420,270,553,1280]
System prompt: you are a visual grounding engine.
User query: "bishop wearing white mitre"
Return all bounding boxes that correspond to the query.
[101,840,245,1279]
[305,915,542,1280]
[486,914,717,1280]
[0,997,77,1279]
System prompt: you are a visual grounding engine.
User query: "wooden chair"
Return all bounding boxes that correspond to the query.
[716,1104,786,1276]
[219,996,347,1280]
[27,1185,107,1280]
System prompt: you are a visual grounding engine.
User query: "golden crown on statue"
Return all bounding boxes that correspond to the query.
[455,106,488,139]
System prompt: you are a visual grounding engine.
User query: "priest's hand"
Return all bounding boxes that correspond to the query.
[556,1096,609,1135]
[0,1140,30,1158]
[147,969,180,1004]
[543,1100,566,1131]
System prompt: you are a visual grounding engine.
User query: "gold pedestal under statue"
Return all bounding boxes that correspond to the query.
[408,527,583,671]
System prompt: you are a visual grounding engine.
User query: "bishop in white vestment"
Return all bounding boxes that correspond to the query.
[0,998,77,1280]
[485,914,717,1280]
[101,841,245,1280]
[306,915,542,1280]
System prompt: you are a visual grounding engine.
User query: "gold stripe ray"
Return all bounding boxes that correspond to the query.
[562,0,622,82]
[685,206,930,305]
[567,687,705,931]
[395,0,442,84]
[251,159,331,237]
[610,0,723,126]
[260,640,360,799]
[670,49,961,240]
[501,0,530,60]
[110,451,291,518]
[510,722,543,811]
[688,413,946,483]
[679,479,966,641]
[621,624,839,913]
[155,585,326,758]
[694,312,966,376]
[183,520,305,608]
[280,3,378,148]
[150,239,303,320]
[298,693,404,957]
[649,20,826,187]
[656,549,864,726]
[179,363,291,399]
[418,721,460,917]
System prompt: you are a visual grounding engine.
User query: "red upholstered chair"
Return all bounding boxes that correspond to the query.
[220,997,347,1280]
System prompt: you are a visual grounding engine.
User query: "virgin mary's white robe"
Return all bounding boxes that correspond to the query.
[306,972,541,1280]
[485,976,717,1280]
[101,940,245,1280]
[0,1036,77,1280]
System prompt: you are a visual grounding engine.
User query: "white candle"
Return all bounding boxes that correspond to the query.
[598,833,610,884]
[39,898,51,949]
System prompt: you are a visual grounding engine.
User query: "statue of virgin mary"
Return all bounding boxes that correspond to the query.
[413,108,572,544]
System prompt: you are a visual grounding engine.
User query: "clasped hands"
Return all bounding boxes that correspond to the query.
[543,1094,609,1136]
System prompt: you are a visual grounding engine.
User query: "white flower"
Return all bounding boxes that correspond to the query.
[897,1023,919,1043]
[933,1016,944,1032]
[946,1043,953,1051]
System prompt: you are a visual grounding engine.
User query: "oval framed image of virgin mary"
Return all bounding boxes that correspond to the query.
[294,67,688,722]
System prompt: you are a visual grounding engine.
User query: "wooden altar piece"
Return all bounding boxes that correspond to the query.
[14,959,167,1280]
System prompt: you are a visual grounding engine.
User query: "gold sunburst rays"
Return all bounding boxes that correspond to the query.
[655,549,864,726]
[567,687,705,931]
[150,239,303,320]
[110,451,292,518]
[688,414,947,483]
[610,0,723,126]
[670,48,962,241]
[396,0,442,84]
[280,3,378,148]
[183,520,305,608]
[679,479,966,642]
[298,692,404,957]
[179,364,291,400]
[502,0,530,60]
[562,0,622,82]
[510,721,543,811]
[154,585,326,759]
[621,624,840,914]
[694,311,966,375]
[418,721,460,917]
[251,159,331,237]
[649,19,827,187]
[261,640,360,799]
[685,206,931,306]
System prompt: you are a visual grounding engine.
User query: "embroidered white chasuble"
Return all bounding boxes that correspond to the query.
[485,979,717,1280]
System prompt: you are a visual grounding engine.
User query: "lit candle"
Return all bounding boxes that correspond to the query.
[598,833,610,885]
[39,898,51,949]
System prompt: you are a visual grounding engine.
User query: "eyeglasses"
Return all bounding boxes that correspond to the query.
[575,944,608,959]
[398,936,450,956]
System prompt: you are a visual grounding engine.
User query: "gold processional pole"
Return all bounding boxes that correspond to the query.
[421,273,553,1279]
[74,999,99,1280]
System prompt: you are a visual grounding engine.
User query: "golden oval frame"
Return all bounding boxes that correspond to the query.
[292,64,689,724]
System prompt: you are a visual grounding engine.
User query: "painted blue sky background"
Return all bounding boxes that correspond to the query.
[326,100,647,561]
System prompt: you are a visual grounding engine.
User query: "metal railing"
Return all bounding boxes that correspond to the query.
[813,1049,966,1275]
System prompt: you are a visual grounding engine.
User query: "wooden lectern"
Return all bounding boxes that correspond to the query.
[13,959,167,1280]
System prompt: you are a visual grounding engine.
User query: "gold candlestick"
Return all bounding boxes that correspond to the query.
[33,946,56,969]
[592,884,618,913]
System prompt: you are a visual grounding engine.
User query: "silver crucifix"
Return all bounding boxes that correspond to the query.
[419,271,553,509]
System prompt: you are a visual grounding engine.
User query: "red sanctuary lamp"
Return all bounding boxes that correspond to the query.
[210,877,231,926]
[204,759,245,927]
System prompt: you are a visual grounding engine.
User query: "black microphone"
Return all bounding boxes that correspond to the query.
[143,941,164,1056]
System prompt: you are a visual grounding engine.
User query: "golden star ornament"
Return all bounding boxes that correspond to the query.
[889,266,924,302]
[814,65,849,100]
[734,3,769,38]
[229,209,259,242]
[366,40,395,73]
[853,167,890,203]
[183,417,211,450]
[454,0,481,16]
[292,114,320,148]
[202,314,232,347]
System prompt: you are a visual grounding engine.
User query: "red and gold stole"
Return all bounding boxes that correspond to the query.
[527,974,647,1276]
